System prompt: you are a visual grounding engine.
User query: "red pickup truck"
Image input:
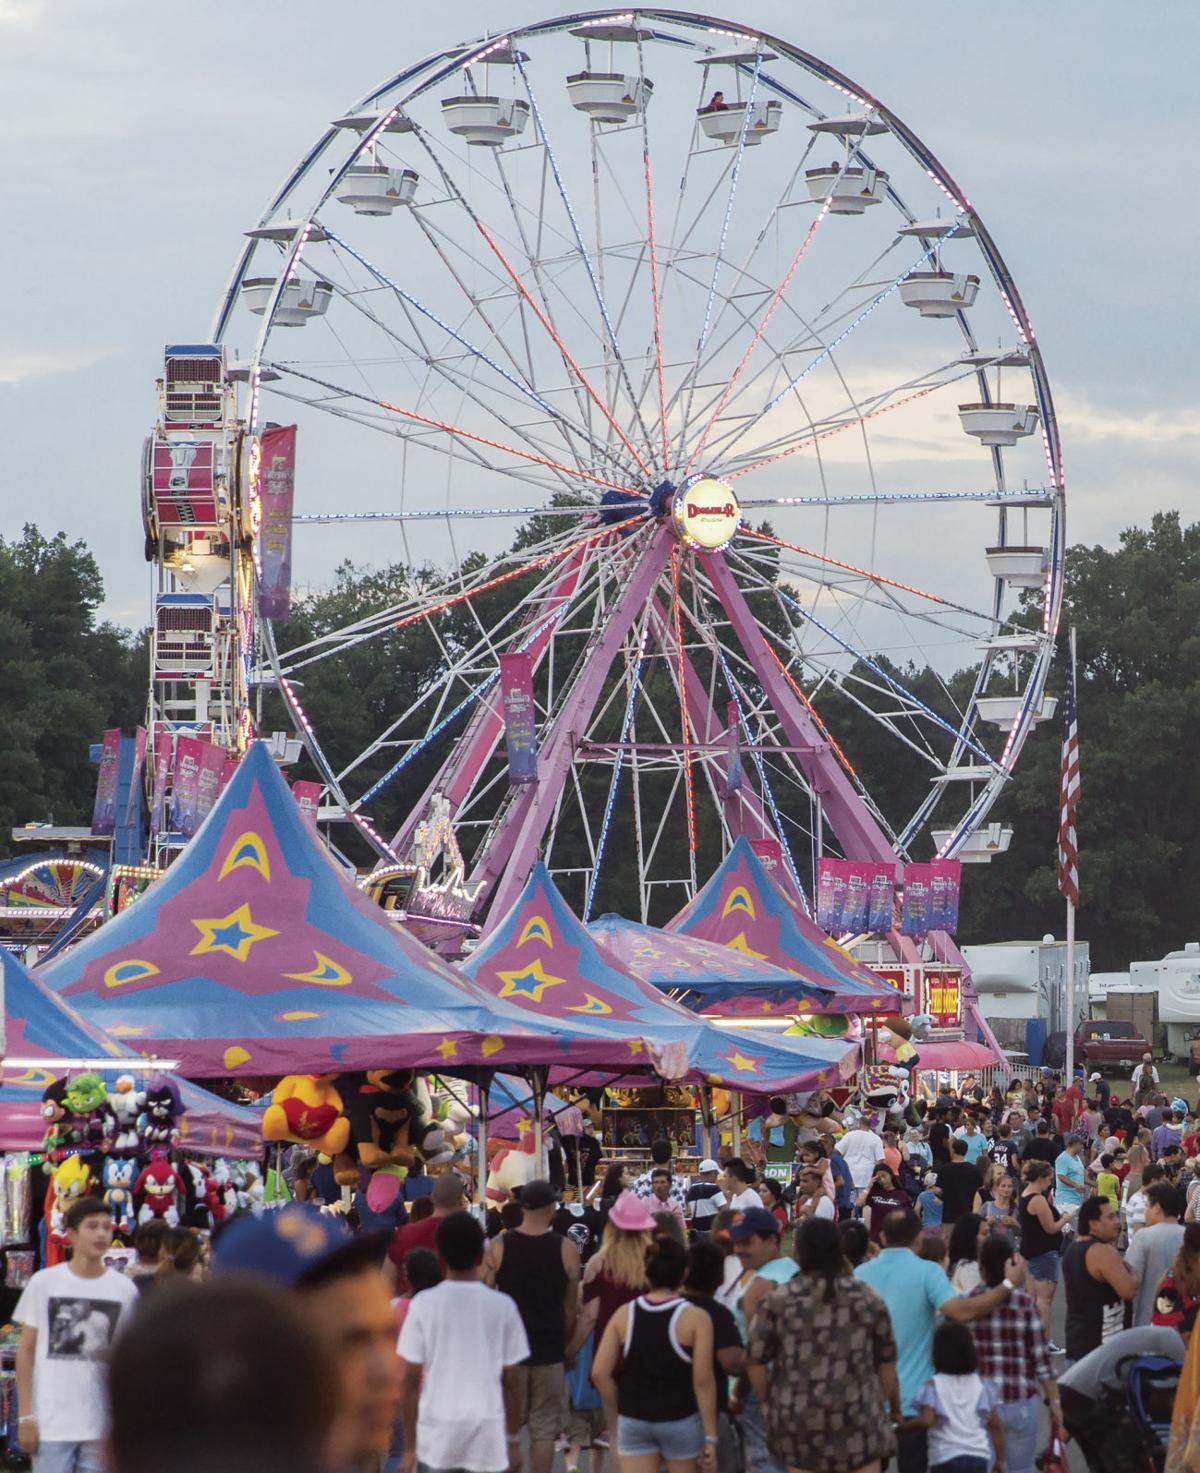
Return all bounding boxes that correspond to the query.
[1074,1018,1151,1071]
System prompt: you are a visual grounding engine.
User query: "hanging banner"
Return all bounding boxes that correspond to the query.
[867,866,896,933]
[900,864,933,937]
[292,780,321,825]
[749,838,783,876]
[123,726,148,828]
[172,735,204,836]
[498,653,538,786]
[819,860,895,934]
[195,742,226,827]
[149,730,174,836]
[928,858,962,934]
[255,424,296,621]
[90,729,122,835]
[218,756,240,796]
[724,702,743,796]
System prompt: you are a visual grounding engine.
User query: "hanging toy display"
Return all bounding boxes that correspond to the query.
[261,1074,351,1158]
[46,1157,93,1265]
[62,1073,116,1154]
[337,1070,434,1186]
[101,1157,138,1239]
[107,1074,147,1153]
[40,1079,75,1162]
[134,1154,185,1228]
[138,1080,182,1150]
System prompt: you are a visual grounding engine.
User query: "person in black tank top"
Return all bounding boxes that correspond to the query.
[488,1181,581,1473]
[1018,1160,1073,1346]
[592,1237,720,1471]
[1061,1196,1136,1363]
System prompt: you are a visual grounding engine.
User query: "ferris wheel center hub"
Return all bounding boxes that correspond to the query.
[670,475,741,551]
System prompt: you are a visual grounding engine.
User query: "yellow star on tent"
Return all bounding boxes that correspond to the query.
[724,1049,760,1074]
[627,1039,645,1056]
[496,958,567,1004]
[726,932,768,962]
[436,1038,459,1059]
[190,903,279,962]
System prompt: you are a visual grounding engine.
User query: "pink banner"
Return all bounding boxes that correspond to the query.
[91,729,122,835]
[498,652,538,785]
[123,726,148,827]
[218,756,240,795]
[749,838,783,874]
[195,741,226,827]
[292,780,321,825]
[817,859,894,934]
[149,730,173,836]
[255,425,296,621]
[172,735,203,836]
[901,859,962,937]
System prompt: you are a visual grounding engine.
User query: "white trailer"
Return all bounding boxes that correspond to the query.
[963,939,1090,1032]
[1131,943,1200,1059]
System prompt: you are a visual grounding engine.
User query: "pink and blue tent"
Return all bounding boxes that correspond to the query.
[588,914,835,1009]
[462,866,858,1094]
[40,744,659,1079]
[0,950,260,1156]
[667,837,905,1017]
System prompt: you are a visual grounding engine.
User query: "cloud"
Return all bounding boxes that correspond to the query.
[1056,392,1200,447]
[0,343,119,386]
[0,0,42,26]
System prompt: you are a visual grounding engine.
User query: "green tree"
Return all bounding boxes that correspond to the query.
[0,526,147,855]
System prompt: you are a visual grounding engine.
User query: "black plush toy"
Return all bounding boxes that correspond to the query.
[334,1070,432,1184]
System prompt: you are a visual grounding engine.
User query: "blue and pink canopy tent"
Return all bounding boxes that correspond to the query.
[463,866,858,1094]
[667,837,905,1018]
[40,744,659,1079]
[588,914,834,1008]
[0,950,260,1156]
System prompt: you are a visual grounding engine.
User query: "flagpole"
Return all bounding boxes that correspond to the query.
[1063,626,1078,1089]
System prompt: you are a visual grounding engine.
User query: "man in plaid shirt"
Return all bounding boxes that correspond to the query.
[970,1235,1062,1473]
[631,1140,689,1211]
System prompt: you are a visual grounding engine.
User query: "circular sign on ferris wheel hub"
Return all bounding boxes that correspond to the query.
[671,475,741,552]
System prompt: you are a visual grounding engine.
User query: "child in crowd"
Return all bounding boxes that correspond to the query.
[906,1322,1005,1473]
[1094,1153,1121,1209]
[917,1171,944,1229]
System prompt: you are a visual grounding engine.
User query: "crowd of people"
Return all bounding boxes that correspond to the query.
[13,1061,1200,1473]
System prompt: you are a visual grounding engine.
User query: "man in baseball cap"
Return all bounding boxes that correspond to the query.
[1089,1070,1111,1109]
[728,1207,797,1473]
[686,1159,726,1236]
[214,1205,398,1468]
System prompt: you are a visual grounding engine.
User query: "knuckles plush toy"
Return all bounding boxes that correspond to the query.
[107,1074,146,1153]
[134,1155,185,1228]
[102,1157,137,1238]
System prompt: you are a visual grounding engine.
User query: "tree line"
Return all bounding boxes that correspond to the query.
[3,512,1195,970]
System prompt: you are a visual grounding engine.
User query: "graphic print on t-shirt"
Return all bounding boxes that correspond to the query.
[47,1298,122,1360]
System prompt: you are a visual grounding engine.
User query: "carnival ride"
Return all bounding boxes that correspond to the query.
[135,12,1064,989]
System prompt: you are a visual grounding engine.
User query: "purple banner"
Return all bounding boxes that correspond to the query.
[90,729,122,835]
[499,653,538,785]
[725,701,743,796]
[149,730,173,836]
[818,859,894,934]
[867,865,895,932]
[900,864,933,937]
[195,741,226,827]
[292,780,321,825]
[172,735,203,836]
[749,838,783,876]
[123,725,148,827]
[218,756,240,796]
[256,424,296,621]
[927,858,962,934]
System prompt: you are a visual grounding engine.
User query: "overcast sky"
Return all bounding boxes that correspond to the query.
[1,1,1196,628]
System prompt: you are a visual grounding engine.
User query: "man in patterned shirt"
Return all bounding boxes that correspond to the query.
[969,1233,1061,1473]
[631,1139,689,1211]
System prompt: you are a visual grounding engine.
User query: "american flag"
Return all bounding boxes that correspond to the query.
[1057,637,1080,907]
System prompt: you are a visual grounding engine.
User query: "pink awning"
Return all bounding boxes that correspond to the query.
[911,1039,1002,1071]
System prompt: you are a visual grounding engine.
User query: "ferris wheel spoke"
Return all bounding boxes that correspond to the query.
[516,57,661,474]
[709,224,962,468]
[725,549,996,767]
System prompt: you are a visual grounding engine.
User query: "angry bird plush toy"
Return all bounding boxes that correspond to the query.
[102,1156,137,1238]
[134,1155,185,1228]
[107,1074,146,1153]
[46,1156,94,1265]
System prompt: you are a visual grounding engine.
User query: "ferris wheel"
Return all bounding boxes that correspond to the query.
[144,9,1064,941]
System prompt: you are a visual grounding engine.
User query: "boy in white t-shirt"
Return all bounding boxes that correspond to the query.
[398,1209,530,1473]
[15,1194,138,1473]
